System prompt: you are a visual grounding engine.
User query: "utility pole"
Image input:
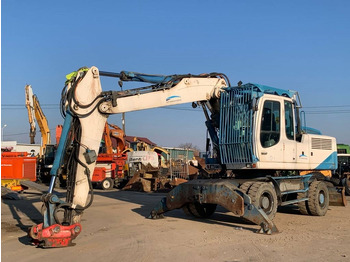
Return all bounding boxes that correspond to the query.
[2,124,7,141]
[120,85,126,133]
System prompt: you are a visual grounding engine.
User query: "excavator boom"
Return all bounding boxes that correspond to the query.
[25,85,36,144]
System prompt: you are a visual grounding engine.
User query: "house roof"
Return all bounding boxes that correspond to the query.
[125,136,157,147]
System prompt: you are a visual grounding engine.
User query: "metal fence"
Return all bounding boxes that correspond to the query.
[169,153,190,180]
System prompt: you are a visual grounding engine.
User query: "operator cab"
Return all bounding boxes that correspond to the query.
[214,83,337,173]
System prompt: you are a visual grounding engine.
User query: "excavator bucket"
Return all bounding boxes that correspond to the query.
[122,172,142,191]
[328,186,347,206]
[149,179,279,234]
[122,172,156,192]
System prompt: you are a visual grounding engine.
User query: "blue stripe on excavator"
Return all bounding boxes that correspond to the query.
[315,151,338,170]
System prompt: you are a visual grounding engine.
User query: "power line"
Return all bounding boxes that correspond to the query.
[3,132,28,136]
[3,128,57,137]
[303,105,350,109]
[305,111,350,115]
[2,104,59,106]
[1,108,59,110]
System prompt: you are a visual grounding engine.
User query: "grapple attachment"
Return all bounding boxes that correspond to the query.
[29,223,82,248]
[28,192,82,248]
[149,179,279,234]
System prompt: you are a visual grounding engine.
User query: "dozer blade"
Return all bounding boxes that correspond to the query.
[328,186,347,206]
[149,179,279,234]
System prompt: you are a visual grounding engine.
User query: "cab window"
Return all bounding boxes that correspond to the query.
[284,101,294,140]
[260,101,280,148]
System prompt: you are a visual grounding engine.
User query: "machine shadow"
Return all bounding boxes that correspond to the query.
[1,193,44,246]
[93,189,262,233]
[2,187,304,245]
[277,205,303,215]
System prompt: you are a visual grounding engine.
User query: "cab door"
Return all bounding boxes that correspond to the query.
[282,100,297,165]
[257,98,284,165]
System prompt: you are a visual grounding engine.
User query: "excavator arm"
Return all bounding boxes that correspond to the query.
[33,95,51,156]
[102,122,125,155]
[103,122,113,154]
[29,66,277,248]
[25,85,36,144]
[107,123,126,154]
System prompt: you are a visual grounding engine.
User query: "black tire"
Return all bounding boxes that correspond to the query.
[101,178,114,190]
[186,202,217,218]
[312,172,326,181]
[307,181,329,216]
[297,192,311,215]
[248,182,278,220]
[182,204,194,217]
[342,177,350,196]
[239,182,254,193]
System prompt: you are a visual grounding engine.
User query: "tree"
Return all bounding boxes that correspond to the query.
[178,143,200,155]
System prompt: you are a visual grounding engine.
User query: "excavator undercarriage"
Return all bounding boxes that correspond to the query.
[149,179,279,234]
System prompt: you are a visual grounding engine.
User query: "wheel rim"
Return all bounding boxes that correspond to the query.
[319,190,326,207]
[260,191,273,214]
[103,180,110,189]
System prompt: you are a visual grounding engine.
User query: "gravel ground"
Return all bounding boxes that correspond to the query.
[2,188,350,262]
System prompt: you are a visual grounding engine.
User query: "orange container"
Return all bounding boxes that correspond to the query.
[1,152,37,181]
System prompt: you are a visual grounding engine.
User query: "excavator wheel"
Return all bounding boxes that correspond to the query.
[297,192,311,215]
[182,204,194,217]
[248,182,278,220]
[239,182,254,194]
[183,203,217,218]
[307,181,329,216]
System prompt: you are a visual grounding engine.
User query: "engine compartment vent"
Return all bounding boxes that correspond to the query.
[311,138,333,150]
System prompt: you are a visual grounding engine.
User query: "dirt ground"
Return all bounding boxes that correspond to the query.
[1,188,350,262]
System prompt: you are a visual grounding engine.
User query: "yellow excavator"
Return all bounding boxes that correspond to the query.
[25,85,56,184]
[25,85,51,155]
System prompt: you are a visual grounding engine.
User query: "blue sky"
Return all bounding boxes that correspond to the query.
[2,0,350,150]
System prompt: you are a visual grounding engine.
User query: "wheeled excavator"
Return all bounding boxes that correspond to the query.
[28,67,346,248]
